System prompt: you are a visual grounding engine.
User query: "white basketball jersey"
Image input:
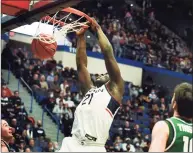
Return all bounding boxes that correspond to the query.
[71,84,120,146]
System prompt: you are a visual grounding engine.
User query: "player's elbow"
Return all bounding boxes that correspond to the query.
[102,44,113,54]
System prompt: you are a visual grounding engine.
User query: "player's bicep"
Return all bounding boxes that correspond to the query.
[104,57,123,85]
[149,121,169,152]
[77,66,93,95]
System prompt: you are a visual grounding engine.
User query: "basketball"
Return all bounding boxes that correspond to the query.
[31,33,57,59]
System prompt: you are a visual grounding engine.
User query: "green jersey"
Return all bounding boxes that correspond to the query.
[165,117,192,152]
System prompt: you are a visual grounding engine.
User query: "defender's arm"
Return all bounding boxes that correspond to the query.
[149,121,169,152]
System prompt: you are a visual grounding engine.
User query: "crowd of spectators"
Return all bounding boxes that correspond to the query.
[2,1,188,151]
[73,0,192,75]
[1,81,59,152]
[1,51,60,152]
[2,45,173,152]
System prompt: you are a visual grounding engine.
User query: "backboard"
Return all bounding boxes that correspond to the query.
[1,0,83,33]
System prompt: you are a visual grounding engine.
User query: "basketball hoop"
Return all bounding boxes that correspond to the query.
[33,7,93,44]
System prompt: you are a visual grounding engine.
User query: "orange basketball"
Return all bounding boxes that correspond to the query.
[31,34,57,59]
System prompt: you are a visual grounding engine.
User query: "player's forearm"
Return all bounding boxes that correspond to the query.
[76,35,88,68]
[96,27,114,59]
[96,27,123,84]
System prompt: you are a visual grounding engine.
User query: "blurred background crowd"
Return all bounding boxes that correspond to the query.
[2,47,172,152]
[1,0,192,152]
[72,0,192,74]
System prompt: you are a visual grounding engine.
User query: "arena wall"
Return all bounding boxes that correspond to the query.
[54,50,143,86]
[6,33,192,88]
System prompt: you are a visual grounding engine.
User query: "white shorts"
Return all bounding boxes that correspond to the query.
[58,137,106,152]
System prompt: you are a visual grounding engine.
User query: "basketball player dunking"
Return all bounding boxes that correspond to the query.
[1,120,14,152]
[149,83,193,152]
[58,19,124,152]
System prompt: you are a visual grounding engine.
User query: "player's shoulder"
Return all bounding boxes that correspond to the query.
[155,120,168,127]
[152,120,169,134]
[1,143,9,152]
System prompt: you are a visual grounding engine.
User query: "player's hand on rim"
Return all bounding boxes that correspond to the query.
[75,25,89,36]
[90,18,100,32]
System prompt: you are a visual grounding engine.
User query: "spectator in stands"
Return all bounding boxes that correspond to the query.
[15,140,26,152]
[65,92,75,108]
[33,120,46,139]
[9,137,17,152]
[62,67,71,78]
[53,100,64,119]
[20,130,29,145]
[40,75,49,91]
[44,141,55,152]
[33,60,43,74]
[10,118,23,135]
[1,119,14,152]
[112,31,123,57]
[4,99,16,119]
[57,60,63,69]
[69,68,77,80]
[47,71,55,83]
[23,64,34,85]
[31,73,41,90]
[92,43,102,53]
[61,111,72,137]
[123,121,134,138]
[26,123,34,140]
[130,86,139,98]
[15,103,28,126]
[9,90,22,109]
[135,142,143,152]
[45,95,56,111]
[1,82,13,97]
[49,74,60,95]
[27,138,40,152]
[56,91,66,105]
[148,89,158,101]
[60,80,69,94]
[1,90,10,110]
[53,141,59,151]
[25,147,31,152]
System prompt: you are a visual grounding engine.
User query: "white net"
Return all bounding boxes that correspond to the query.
[34,11,89,44]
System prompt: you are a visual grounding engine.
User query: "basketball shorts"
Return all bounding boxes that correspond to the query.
[58,137,106,152]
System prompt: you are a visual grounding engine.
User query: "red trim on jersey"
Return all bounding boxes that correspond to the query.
[104,83,121,105]
[105,108,113,118]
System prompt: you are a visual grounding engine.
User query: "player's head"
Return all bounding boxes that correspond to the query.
[1,120,13,142]
[94,73,110,87]
[171,82,193,118]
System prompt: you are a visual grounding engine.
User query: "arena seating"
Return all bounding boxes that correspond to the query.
[1,46,172,151]
[1,82,58,152]
[2,1,190,151]
[73,0,192,75]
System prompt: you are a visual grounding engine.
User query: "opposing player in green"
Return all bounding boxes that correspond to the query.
[149,82,192,152]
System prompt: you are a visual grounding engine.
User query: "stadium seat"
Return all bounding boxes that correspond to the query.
[143,120,150,127]
[143,128,151,135]
[134,120,141,124]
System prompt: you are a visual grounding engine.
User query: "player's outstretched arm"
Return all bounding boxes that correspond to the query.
[76,28,93,95]
[149,121,169,152]
[91,20,124,97]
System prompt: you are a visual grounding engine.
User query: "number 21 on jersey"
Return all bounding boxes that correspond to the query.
[81,93,94,105]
